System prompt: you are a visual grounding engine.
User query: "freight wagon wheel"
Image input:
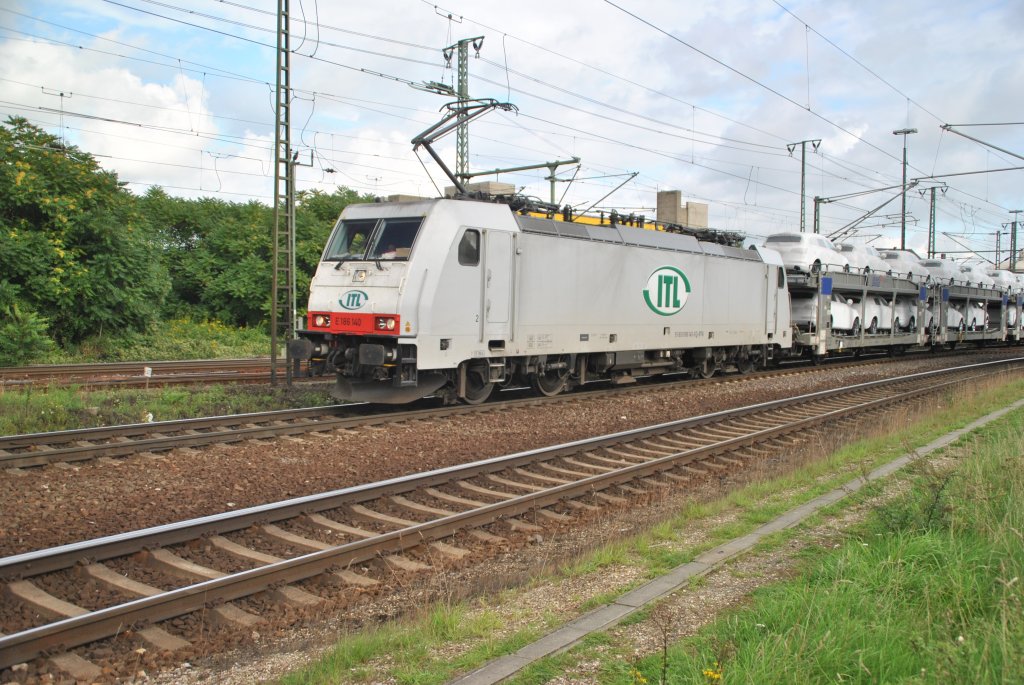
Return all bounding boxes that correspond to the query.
[461,361,494,404]
[531,355,571,397]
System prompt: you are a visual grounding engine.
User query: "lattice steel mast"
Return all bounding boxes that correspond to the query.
[271,0,295,386]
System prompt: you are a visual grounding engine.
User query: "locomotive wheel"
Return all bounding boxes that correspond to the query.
[692,357,715,379]
[531,356,571,397]
[461,361,494,404]
[735,357,754,374]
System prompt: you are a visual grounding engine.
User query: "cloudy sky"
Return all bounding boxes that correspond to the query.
[2,0,1023,262]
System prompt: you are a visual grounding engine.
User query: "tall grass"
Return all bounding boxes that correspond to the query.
[650,409,1024,684]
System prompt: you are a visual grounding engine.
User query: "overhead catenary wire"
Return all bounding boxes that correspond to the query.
[0,7,958,200]
[601,0,905,166]
[3,1,1017,247]
[419,0,793,146]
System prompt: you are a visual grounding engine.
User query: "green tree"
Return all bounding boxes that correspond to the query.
[0,117,169,348]
[141,189,272,325]
[142,186,369,327]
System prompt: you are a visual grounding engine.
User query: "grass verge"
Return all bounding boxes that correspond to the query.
[616,402,1024,684]
[28,318,271,364]
[273,374,1024,684]
[0,383,333,435]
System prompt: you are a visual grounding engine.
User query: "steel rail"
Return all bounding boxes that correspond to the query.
[2,360,1017,668]
[6,359,1005,580]
[0,399,525,467]
[0,351,985,469]
[0,359,279,385]
[0,359,274,376]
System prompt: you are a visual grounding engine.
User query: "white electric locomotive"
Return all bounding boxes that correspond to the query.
[294,197,792,404]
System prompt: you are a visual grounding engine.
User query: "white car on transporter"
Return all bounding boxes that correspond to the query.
[927,303,965,332]
[890,297,917,332]
[791,292,861,334]
[918,258,963,285]
[836,243,890,274]
[878,250,926,283]
[953,300,989,331]
[958,264,995,288]
[763,233,849,273]
[852,295,894,333]
[986,269,1018,293]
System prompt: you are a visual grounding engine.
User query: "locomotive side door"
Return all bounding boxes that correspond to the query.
[482,229,513,343]
[765,265,783,335]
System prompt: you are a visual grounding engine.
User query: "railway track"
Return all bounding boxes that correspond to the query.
[1,358,1020,674]
[0,351,977,470]
[0,358,303,389]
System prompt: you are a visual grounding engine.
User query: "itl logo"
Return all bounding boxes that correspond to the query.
[643,266,691,316]
[338,290,368,310]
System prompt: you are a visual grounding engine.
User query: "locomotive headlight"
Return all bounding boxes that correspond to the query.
[314,315,330,327]
[375,316,397,331]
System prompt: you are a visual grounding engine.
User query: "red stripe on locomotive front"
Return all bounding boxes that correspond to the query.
[307,311,401,335]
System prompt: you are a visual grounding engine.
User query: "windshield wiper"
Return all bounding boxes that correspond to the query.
[332,255,361,270]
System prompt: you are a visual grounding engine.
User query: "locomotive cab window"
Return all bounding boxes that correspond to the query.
[323,217,424,262]
[367,218,423,261]
[458,229,480,266]
[323,218,376,261]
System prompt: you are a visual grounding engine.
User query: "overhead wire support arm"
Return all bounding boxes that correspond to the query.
[573,171,639,220]
[826,190,910,243]
[942,231,995,265]
[411,99,517,195]
[813,181,917,236]
[940,124,1024,163]
[460,157,580,204]
[459,157,580,179]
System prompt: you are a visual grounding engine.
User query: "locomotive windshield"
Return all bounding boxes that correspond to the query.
[323,217,424,262]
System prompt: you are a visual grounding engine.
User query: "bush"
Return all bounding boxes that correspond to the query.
[0,285,54,365]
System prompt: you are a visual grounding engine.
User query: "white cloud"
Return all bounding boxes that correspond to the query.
[2,0,1022,258]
